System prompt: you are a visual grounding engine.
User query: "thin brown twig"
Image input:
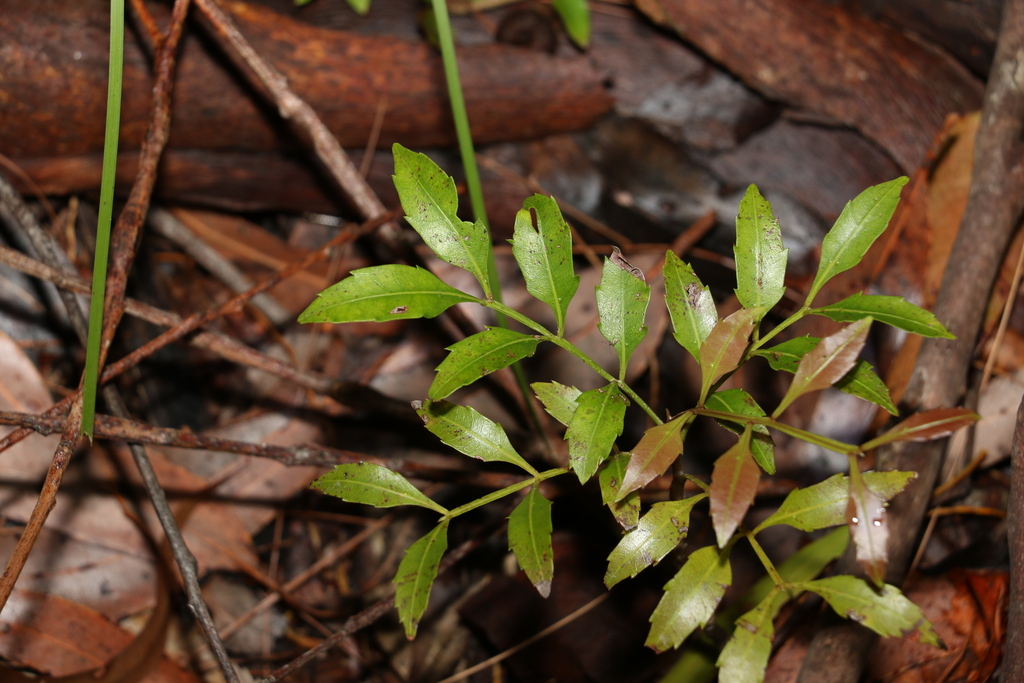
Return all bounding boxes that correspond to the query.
[0,4,243,679]
[191,0,399,245]
[437,593,610,683]
[0,400,84,609]
[0,243,409,418]
[0,407,528,493]
[98,0,189,367]
[264,536,481,683]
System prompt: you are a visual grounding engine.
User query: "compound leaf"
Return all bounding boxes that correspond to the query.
[706,389,775,474]
[429,328,540,400]
[709,428,760,547]
[808,177,909,302]
[699,307,764,398]
[511,195,580,335]
[508,486,554,597]
[393,144,493,296]
[617,415,689,499]
[664,251,717,360]
[599,453,640,530]
[414,399,534,474]
[756,471,915,533]
[802,576,941,647]
[566,384,628,483]
[774,318,872,417]
[862,408,980,450]
[647,545,732,652]
[811,293,953,339]
[299,264,478,324]
[605,493,705,588]
[597,250,651,379]
[734,185,788,313]
[717,593,776,683]
[531,381,582,427]
[312,462,448,515]
[394,520,449,639]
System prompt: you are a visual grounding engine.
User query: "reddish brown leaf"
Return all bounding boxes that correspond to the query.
[774,317,872,417]
[847,465,888,586]
[709,429,761,547]
[699,307,764,397]
[617,416,687,499]
[862,407,980,450]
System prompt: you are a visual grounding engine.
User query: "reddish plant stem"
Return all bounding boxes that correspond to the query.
[98,0,189,366]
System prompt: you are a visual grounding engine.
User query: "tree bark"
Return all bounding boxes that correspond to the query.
[636,0,983,171]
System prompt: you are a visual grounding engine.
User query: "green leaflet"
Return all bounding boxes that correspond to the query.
[599,453,640,530]
[755,471,916,533]
[808,177,909,303]
[801,576,941,647]
[705,389,775,474]
[311,462,448,515]
[532,381,582,427]
[566,383,628,483]
[617,415,689,499]
[597,251,651,380]
[429,327,541,400]
[734,185,788,313]
[664,250,717,361]
[646,545,732,652]
[394,520,449,639]
[552,0,590,47]
[604,494,705,588]
[415,400,536,474]
[508,486,554,597]
[717,592,776,683]
[345,0,370,14]
[773,318,872,417]
[511,195,580,336]
[709,427,760,547]
[392,144,493,297]
[756,336,897,415]
[298,265,478,324]
[811,293,953,339]
[699,307,764,399]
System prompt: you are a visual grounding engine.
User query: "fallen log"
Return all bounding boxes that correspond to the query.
[636,0,983,170]
[0,0,611,158]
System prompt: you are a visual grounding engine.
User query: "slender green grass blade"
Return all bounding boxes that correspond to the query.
[82,0,125,438]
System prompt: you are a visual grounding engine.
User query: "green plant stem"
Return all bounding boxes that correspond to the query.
[442,468,565,520]
[428,0,549,442]
[485,300,663,424]
[743,529,785,586]
[694,408,859,455]
[749,306,809,352]
[81,0,125,438]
